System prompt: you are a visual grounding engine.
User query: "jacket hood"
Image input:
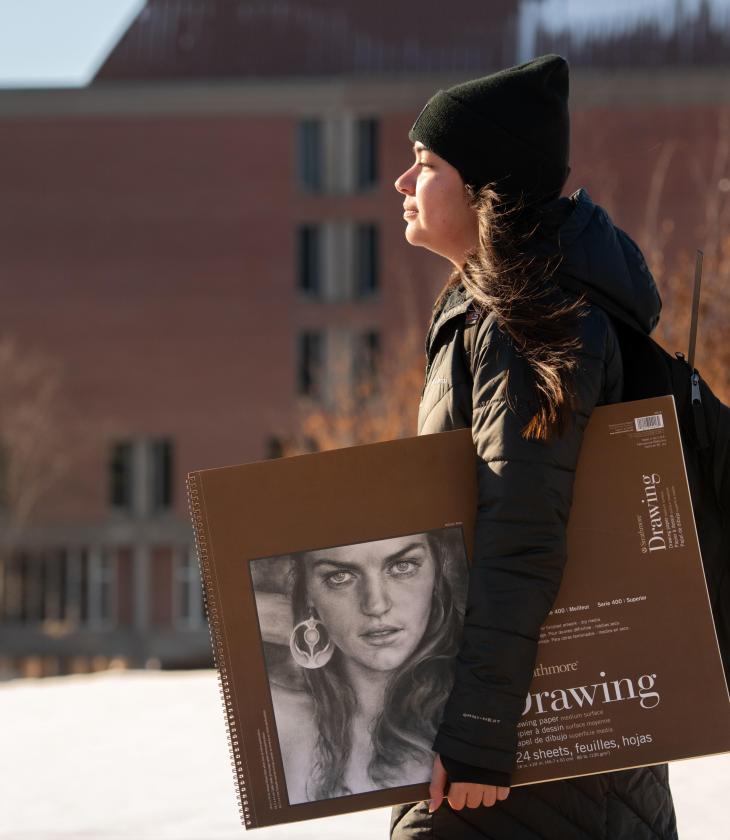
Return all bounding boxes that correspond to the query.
[539,188,662,334]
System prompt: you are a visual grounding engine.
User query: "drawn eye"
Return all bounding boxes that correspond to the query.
[388,559,420,577]
[323,570,355,588]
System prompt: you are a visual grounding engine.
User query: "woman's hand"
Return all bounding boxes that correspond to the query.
[428,754,510,812]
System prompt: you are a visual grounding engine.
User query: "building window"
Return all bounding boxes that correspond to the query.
[174,546,204,628]
[16,553,32,622]
[297,225,322,295]
[87,547,116,629]
[0,555,11,621]
[150,438,173,512]
[355,224,379,296]
[353,330,381,396]
[109,441,134,512]
[0,548,71,625]
[298,115,379,195]
[0,441,8,510]
[297,331,323,398]
[356,118,379,190]
[78,549,89,624]
[41,548,67,622]
[109,438,174,516]
[297,119,323,193]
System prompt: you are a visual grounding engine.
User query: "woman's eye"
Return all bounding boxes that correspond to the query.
[388,559,420,576]
[323,570,354,587]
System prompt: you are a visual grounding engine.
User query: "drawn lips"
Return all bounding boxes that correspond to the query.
[360,627,403,645]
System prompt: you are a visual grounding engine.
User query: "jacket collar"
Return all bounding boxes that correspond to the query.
[425,282,472,358]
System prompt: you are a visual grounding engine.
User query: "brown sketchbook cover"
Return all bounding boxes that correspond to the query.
[187,396,730,830]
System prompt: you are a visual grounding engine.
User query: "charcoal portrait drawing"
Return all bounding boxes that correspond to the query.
[250,527,468,804]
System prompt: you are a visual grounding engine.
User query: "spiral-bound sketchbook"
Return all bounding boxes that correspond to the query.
[187,396,730,830]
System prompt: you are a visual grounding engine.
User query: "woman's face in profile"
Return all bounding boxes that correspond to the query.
[305,534,436,673]
[394,141,478,267]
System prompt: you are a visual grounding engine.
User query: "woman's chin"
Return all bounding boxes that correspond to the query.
[354,643,417,673]
[404,224,426,247]
[405,226,447,260]
[359,654,406,672]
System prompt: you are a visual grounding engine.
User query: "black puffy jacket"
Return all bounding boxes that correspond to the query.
[391,189,678,839]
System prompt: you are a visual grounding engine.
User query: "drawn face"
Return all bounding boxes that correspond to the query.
[305,534,437,673]
[394,142,479,266]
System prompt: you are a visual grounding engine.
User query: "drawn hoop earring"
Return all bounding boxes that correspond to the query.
[289,608,334,669]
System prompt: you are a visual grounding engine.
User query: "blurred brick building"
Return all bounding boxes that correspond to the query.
[1,0,729,677]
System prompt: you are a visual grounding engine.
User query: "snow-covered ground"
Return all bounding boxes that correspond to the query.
[1,669,727,840]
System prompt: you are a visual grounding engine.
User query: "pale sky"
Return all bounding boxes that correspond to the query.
[0,0,144,88]
[533,0,730,34]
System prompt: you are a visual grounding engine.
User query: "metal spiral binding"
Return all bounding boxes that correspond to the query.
[186,473,252,828]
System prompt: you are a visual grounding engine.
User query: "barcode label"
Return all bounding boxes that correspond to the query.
[634,413,664,431]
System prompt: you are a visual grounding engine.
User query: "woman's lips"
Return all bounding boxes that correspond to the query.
[403,209,418,218]
[360,627,404,646]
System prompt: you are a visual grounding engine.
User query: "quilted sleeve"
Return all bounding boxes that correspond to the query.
[433,311,606,775]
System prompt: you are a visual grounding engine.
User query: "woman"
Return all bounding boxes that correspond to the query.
[254,529,466,803]
[390,55,679,839]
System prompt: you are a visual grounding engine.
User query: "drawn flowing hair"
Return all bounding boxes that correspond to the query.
[288,531,463,801]
[435,184,590,442]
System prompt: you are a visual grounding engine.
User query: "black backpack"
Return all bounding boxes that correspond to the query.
[562,257,730,689]
[606,316,730,691]
[464,262,730,688]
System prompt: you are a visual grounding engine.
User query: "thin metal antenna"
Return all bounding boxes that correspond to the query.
[688,249,703,370]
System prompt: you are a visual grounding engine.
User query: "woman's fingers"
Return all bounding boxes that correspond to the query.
[481,786,497,807]
[446,782,510,810]
[446,783,468,810]
[465,785,484,808]
[429,754,511,812]
[428,755,447,813]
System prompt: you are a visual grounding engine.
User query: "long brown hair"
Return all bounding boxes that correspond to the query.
[289,532,462,801]
[437,185,589,442]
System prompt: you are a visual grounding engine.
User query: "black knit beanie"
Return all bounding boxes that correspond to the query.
[409,54,571,206]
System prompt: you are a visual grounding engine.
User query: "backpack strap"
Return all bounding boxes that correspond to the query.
[688,250,703,369]
[685,250,709,448]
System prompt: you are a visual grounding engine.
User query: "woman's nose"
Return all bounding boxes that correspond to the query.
[394,165,416,195]
[360,575,392,617]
